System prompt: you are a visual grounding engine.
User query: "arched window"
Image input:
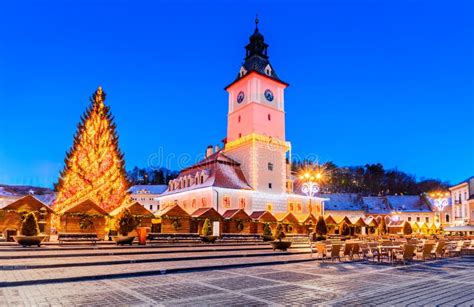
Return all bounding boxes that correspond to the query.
[445,214,450,223]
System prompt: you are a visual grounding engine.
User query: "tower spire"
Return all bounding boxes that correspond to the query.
[255,14,259,29]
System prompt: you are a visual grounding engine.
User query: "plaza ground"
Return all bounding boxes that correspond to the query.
[0,243,473,306]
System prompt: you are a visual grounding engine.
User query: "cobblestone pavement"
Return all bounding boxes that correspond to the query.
[0,256,473,306]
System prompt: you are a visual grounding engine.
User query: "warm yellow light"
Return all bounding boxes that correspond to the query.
[304,173,310,179]
[316,173,322,180]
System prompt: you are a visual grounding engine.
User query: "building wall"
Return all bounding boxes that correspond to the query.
[227,74,286,142]
[130,193,160,212]
[224,136,288,195]
[450,183,472,226]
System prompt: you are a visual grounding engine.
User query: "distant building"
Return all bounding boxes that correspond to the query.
[449,176,474,226]
[128,185,167,212]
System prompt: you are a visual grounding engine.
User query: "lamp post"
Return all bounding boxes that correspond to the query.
[430,192,450,226]
[299,172,321,214]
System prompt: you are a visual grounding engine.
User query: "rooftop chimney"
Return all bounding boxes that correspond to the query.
[205,145,213,158]
[215,145,220,153]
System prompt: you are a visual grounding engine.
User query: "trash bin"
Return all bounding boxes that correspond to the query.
[136,227,148,245]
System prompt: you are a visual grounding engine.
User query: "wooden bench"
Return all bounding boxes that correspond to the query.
[58,233,98,245]
[147,233,201,244]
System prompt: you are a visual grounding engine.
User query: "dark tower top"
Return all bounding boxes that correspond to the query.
[231,16,285,84]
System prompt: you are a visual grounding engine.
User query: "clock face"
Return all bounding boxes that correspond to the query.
[237,91,245,104]
[264,89,274,102]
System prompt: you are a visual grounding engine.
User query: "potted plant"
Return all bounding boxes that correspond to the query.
[200,218,217,243]
[315,216,328,241]
[113,208,140,245]
[262,223,274,241]
[403,221,413,236]
[13,212,46,247]
[270,224,292,251]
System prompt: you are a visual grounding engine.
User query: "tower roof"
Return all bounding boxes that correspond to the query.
[227,16,287,88]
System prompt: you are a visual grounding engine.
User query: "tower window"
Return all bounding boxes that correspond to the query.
[238,133,242,138]
[268,114,271,121]
[238,115,241,123]
[268,182,272,189]
[268,162,273,171]
[446,214,450,223]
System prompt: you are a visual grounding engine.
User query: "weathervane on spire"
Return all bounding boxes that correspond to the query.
[255,14,259,29]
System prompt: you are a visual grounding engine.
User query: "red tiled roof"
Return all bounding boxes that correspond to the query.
[222,209,240,219]
[249,211,266,219]
[190,207,222,219]
[160,151,252,196]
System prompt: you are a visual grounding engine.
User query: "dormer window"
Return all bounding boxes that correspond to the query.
[239,66,247,77]
[264,64,272,76]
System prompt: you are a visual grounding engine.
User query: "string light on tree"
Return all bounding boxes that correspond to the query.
[53,86,130,214]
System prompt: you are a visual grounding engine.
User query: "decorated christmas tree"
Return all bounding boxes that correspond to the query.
[53,86,129,213]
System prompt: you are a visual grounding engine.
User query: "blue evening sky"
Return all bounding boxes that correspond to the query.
[0,0,473,188]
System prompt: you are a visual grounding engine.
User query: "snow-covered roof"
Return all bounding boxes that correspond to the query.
[128,185,168,195]
[363,196,391,214]
[387,195,431,212]
[320,193,365,211]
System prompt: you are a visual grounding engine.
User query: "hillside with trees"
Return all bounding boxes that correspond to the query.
[293,161,449,196]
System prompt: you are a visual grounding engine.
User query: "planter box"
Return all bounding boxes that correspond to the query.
[112,236,135,245]
[200,235,218,243]
[270,240,292,251]
[13,235,46,247]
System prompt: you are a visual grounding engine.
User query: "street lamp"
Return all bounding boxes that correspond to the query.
[299,171,321,214]
[430,191,450,226]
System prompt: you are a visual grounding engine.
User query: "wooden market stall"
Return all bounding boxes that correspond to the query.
[387,220,404,234]
[109,202,154,236]
[294,213,317,234]
[324,215,338,235]
[0,195,54,241]
[350,217,368,235]
[273,212,299,234]
[222,209,252,234]
[58,199,108,239]
[190,207,223,235]
[157,204,192,233]
[364,217,379,235]
[249,211,277,234]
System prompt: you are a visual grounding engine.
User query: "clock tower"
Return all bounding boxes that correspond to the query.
[224,18,291,207]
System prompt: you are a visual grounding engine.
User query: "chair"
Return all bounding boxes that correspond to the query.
[352,243,362,259]
[329,244,342,262]
[447,241,463,257]
[343,243,353,260]
[312,243,327,261]
[431,240,445,259]
[366,242,380,262]
[416,243,435,261]
[395,244,416,265]
[359,242,370,259]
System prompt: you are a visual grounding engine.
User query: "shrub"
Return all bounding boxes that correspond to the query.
[315,216,328,237]
[263,223,272,236]
[274,223,286,242]
[403,221,413,235]
[201,218,212,236]
[115,208,140,236]
[20,212,40,236]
